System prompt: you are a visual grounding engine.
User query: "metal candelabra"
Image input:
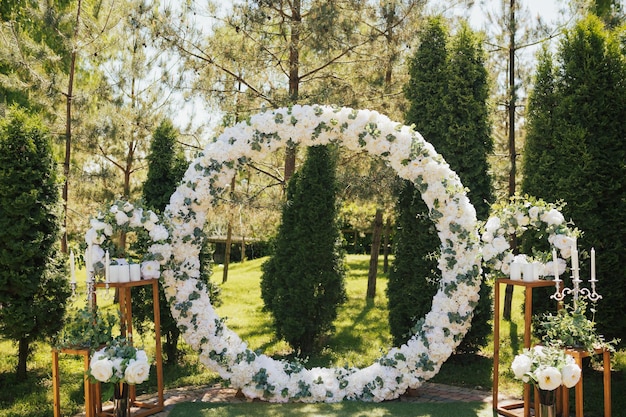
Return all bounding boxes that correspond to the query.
[551,247,602,307]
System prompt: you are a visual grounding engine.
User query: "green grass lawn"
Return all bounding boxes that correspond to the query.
[0,254,624,417]
[169,401,493,417]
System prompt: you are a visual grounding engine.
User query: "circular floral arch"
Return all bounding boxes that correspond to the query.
[155,105,482,403]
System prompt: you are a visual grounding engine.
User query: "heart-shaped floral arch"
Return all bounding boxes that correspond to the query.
[154,105,482,402]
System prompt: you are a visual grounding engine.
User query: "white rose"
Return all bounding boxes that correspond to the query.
[528,206,540,220]
[115,211,130,226]
[90,358,114,383]
[541,208,565,226]
[561,363,581,388]
[492,236,510,254]
[511,354,531,381]
[122,201,134,212]
[514,211,530,227]
[141,260,160,279]
[536,366,562,391]
[129,208,143,228]
[90,219,107,231]
[124,359,150,385]
[149,224,169,242]
[85,228,98,245]
[484,217,501,234]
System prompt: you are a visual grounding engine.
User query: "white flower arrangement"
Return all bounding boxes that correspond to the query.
[89,338,151,385]
[511,345,581,391]
[480,195,579,279]
[154,105,483,402]
[85,199,170,279]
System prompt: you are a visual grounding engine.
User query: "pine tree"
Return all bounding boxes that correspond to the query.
[522,16,626,343]
[389,18,494,352]
[133,119,189,364]
[443,23,494,353]
[388,17,447,347]
[261,145,346,355]
[0,107,72,379]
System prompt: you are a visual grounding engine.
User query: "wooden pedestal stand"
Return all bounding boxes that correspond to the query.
[492,278,556,417]
[93,279,164,417]
[562,347,611,417]
[51,279,164,417]
[52,347,97,417]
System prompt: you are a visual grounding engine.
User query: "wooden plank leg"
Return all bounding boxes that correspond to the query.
[603,349,611,417]
[52,351,61,417]
[83,350,94,417]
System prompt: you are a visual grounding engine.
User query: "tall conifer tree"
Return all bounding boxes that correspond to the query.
[389,18,494,352]
[388,17,448,346]
[522,16,626,343]
[0,108,71,379]
[134,119,189,364]
[261,145,346,355]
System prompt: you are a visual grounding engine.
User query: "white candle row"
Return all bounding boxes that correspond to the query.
[552,243,597,283]
[107,263,142,283]
[509,261,541,281]
[68,246,144,285]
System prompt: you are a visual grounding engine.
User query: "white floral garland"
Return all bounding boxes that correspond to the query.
[156,105,482,403]
[85,199,170,279]
[480,195,579,279]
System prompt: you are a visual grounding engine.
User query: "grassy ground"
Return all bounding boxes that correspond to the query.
[0,254,624,417]
[168,401,493,417]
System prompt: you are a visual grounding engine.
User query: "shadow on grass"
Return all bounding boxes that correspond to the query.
[168,400,495,417]
[432,353,493,390]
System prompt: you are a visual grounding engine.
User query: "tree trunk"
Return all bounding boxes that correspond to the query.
[284,0,301,183]
[223,176,237,283]
[383,216,391,273]
[367,209,384,299]
[223,221,233,284]
[17,337,29,380]
[164,327,180,365]
[504,0,517,321]
[61,0,82,254]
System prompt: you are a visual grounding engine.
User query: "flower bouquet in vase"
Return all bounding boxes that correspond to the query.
[511,345,581,417]
[89,337,151,417]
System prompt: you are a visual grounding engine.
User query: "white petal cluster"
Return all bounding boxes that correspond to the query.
[479,196,579,279]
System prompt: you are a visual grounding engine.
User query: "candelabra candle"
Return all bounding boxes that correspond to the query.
[551,245,602,304]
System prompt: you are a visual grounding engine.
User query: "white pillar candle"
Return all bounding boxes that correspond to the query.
[109,265,120,283]
[130,263,141,281]
[85,245,93,283]
[118,264,130,282]
[69,250,76,284]
[105,250,110,283]
[552,249,560,281]
[510,262,521,280]
[522,263,534,281]
[532,262,541,281]
[571,241,579,279]
[591,247,596,281]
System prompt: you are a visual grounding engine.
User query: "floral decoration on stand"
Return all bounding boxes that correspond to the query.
[511,345,581,391]
[84,199,170,285]
[54,305,118,351]
[155,105,482,403]
[480,195,579,281]
[89,337,151,385]
[536,300,619,355]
